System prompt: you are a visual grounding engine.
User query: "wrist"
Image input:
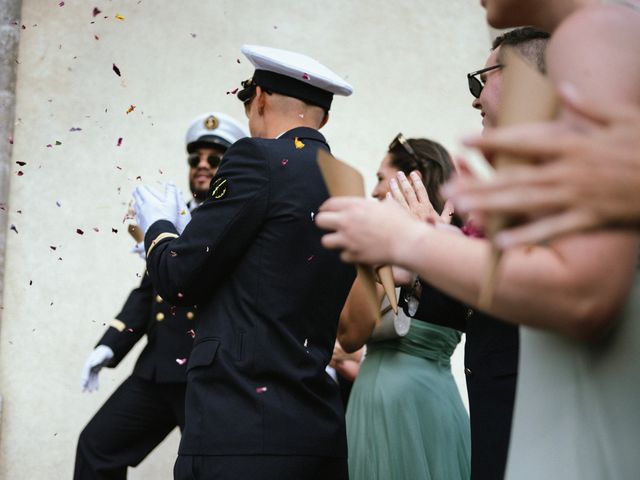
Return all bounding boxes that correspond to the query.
[393,220,432,270]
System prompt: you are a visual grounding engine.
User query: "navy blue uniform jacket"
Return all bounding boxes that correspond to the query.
[144,127,356,457]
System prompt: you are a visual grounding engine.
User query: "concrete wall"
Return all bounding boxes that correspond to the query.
[0,1,490,478]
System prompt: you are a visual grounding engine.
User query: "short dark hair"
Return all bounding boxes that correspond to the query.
[493,26,550,73]
[388,138,454,214]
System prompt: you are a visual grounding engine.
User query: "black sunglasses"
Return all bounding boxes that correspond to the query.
[187,153,223,169]
[389,133,417,159]
[466,64,502,98]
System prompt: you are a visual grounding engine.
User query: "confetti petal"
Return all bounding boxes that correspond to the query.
[55,140,62,145]
[94,35,100,40]
[10,224,18,234]
[302,73,310,80]
[92,7,101,17]
[56,201,61,207]
[112,63,121,77]
[294,137,305,149]
[112,227,118,233]
[58,1,64,6]
[176,358,187,365]
[16,171,23,176]
[126,105,135,114]
[69,127,82,132]
[115,13,125,21]
[49,246,57,250]
[226,87,239,95]
[190,33,197,38]
[280,158,288,167]
[76,228,84,235]
[93,227,99,232]
[117,137,123,146]
[187,329,195,338]
[256,386,268,393]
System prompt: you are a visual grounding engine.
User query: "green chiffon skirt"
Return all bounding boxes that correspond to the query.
[346,320,470,480]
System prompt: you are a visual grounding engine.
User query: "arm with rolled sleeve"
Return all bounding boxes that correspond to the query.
[144,139,270,305]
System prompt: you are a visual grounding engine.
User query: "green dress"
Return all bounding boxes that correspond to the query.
[346,319,471,480]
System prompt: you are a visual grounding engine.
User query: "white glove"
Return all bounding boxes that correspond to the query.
[132,183,180,234]
[174,187,192,235]
[130,241,146,259]
[80,345,114,392]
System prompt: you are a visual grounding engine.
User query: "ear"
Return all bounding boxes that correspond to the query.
[319,110,329,129]
[255,86,268,115]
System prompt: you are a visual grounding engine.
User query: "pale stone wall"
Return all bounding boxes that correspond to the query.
[0,1,490,478]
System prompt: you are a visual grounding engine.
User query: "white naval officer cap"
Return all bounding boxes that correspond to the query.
[185,112,249,153]
[237,45,353,111]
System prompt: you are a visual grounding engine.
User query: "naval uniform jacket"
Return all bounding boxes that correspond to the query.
[403,282,519,480]
[98,273,195,383]
[143,127,356,458]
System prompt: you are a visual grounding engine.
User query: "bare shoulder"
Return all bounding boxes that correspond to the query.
[547,2,640,106]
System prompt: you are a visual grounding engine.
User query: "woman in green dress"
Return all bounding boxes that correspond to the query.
[336,135,470,480]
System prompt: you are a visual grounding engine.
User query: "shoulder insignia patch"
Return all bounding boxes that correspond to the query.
[210,177,228,199]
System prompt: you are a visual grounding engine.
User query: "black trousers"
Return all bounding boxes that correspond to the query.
[74,375,186,480]
[174,455,349,480]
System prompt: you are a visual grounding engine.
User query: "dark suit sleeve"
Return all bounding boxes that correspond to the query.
[96,273,153,367]
[144,138,270,306]
[401,280,468,332]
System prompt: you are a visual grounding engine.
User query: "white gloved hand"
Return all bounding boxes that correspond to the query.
[174,188,192,234]
[80,345,114,393]
[132,183,180,234]
[130,241,146,259]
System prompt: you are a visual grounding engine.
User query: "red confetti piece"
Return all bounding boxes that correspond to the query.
[8,137,13,144]
[46,144,52,148]
[76,228,84,235]
[10,224,18,233]
[94,35,99,40]
[49,246,57,251]
[16,171,23,176]
[16,161,26,166]
[58,1,64,6]
[187,329,195,338]
[126,105,136,114]
[92,7,101,17]
[256,386,268,393]
[112,228,118,233]
[226,87,239,95]
[236,58,241,64]
[93,227,99,232]
[176,358,187,365]
[117,137,123,146]
[280,159,288,166]
[302,73,310,80]
[112,63,121,77]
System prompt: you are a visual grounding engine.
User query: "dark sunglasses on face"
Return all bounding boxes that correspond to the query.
[389,132,418,159]
[187,153,223,169]
[466,64,502,98]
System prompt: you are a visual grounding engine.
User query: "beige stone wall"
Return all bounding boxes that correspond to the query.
[0,1,490,478]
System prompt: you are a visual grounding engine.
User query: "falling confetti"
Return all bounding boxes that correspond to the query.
[49,246,57,251]
[69,127,82,132]
[76,228,84,235]
[126,105,136,114]
[8,137,13,144]
[294,137,305,149]
[46,144,52,148]
[58,1,64,6]
[176,358,187,365]
[92,7,101,17]
[16,210,22,214]
[170,251,178,257]
[55,140,62,146]
[190,33,197,38]
[93,227,99,232]
[56,201,61,207]
[187,329,195,338]
[256,386,268,394]
[112,63,121,77]
[29,280,32,286]
[115,13,125,21]
[16,171,23,176]
[310,212,315,221]
[236,58,241,64]
[117,137,123,146]
[302,73,310,80]
[177,292,184,299]
[94,35,99,40]
[112,228,118,233]
[16,161,25,166]
[280,159,289,167]
[127,328,134,332]
[226,87,239,95]
[10,224,18,234]
[307,255,314,262]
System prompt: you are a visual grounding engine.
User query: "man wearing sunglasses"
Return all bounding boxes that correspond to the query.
[468,27,549,131]
[74,112,247,480]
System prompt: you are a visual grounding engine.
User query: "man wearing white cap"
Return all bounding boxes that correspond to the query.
[74,113,247,480]
[133,45,354,479]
